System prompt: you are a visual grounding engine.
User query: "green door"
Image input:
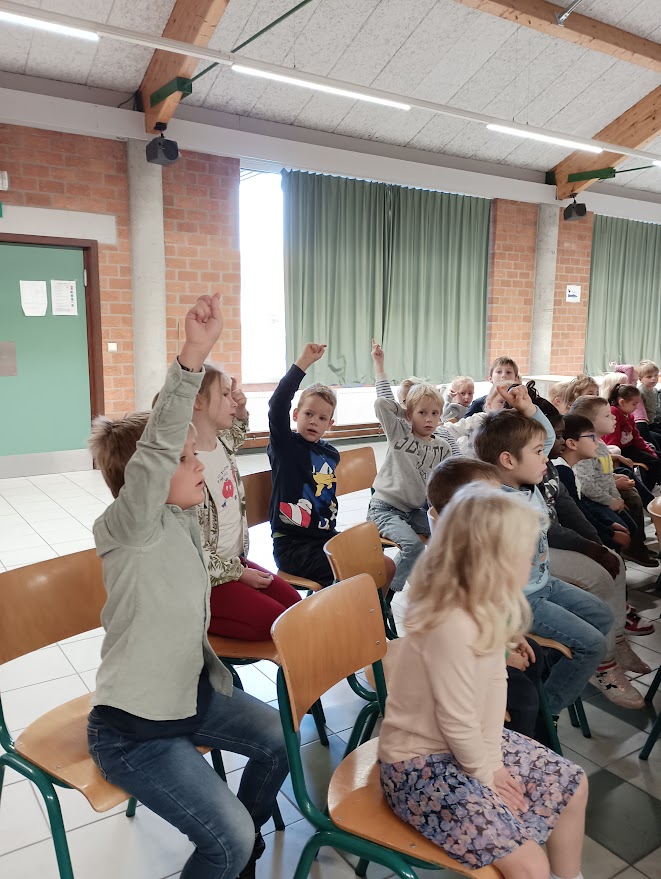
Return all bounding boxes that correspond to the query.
[0,243,91,456]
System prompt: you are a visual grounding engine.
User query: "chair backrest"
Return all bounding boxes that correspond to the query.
[334,446,377,496]
[324,522,389,593]
[271,574,386,732]
[0,550,106,664]
[648,497,661,543]
[242,469,273,528]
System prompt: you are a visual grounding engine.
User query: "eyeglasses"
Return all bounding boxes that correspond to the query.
[579,433,597,442]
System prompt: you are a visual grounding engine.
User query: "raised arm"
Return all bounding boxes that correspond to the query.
[104,294,223,545]
[268,343,326,446]
[371,339,396,401]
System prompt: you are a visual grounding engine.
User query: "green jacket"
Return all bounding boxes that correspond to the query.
[92,359,232,721]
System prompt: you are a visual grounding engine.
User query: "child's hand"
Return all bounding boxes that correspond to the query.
[239,567,273,589]
[497,383,535,418]
[615,454,634,469]
[180,293,223,371]
[296,343,327,372]
[231,377,248,420]
[492,767,528,815]
[609,497,626,512]
[615,474,635,490]
[371,339,385,370]
[506,652,529,671]
[611,523,631,549]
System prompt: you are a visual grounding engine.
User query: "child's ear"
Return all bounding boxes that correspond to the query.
[193,395,204,411]
[498,450,515,471]
[292,407,299,422]
[564,437,578,451]
[328,418,335,430]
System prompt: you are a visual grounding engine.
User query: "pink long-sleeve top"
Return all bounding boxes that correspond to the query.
[377,608,506,788]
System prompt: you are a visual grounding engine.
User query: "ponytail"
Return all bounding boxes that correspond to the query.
[609,383,640,406]
[607,382,622,405]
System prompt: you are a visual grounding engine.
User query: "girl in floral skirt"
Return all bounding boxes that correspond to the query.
[378,485,588,879]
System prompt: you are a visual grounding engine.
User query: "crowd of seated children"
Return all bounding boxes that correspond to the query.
[191,364,301,641]
[88,295,288,879]
[465,355,520,415]
[442,374,474,421]
[367,341,456,593]
[427,457,553,745]
[637,359,661,448]
[378,485,588,879]
[604,383,661,492]
[471,383,614,718]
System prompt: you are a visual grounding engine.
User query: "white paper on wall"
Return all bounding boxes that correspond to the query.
[51,280,78,316]
[19,280,48,316]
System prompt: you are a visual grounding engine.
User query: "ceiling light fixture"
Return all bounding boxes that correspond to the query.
[231,64,411,111]
[486,123,602,154]
[0,8,98,40]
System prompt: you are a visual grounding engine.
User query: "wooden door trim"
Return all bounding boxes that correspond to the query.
[0,233,105,418]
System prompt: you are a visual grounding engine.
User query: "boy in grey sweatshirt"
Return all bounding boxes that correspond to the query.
[368,342,456,591]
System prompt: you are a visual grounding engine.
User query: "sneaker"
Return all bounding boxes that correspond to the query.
[622,550,660,568]
[591,665,645,709]
[614,640,651,674]
[625,606,656,636]
[237,833,266,879]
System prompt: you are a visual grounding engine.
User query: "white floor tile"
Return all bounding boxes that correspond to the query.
[557,702,650,767]
[0,780,51,855]
[18,508,75,524]
[0,546,57,567]
[58,627,104,646]
[78,669,97,691]
[0,529,46,553]
[50,539,97,556]
[582,836,628,879]
[34,523,93,543]
[3,675,89,731]
[59,636,104,673]
[235,665,278,703]
[34,782,131,833]
[0,646,75,692]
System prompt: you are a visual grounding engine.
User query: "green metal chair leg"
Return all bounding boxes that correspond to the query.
[535,680,562,756]
[646,666,661,704]
[32,772,74,879]
[567,703,579,728]
[640,712,661,759]
[125,796,137,817]
[310,700,329,747]
[211,749,227,781]
[342,702,379,758]
[272,799,286,831]
[359,710,379,746]
[572,699,591,738]
[0,761,5,806]
[294,832,324,879]
[355,856,369,876]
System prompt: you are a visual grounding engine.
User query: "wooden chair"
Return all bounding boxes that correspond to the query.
[334,445,400,548]
[271,575,502,879]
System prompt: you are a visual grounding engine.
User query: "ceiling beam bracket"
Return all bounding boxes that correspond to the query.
[150,76,193,108]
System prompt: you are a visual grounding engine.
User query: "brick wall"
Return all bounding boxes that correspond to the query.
[0,124,133,415]
[162,152,241,379]
[486,199,539,376]
[550,211,594,375]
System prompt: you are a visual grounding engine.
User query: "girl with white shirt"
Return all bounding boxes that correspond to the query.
[378,485,587,879]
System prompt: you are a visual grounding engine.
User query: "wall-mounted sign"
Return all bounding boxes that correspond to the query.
[566,285,581,303]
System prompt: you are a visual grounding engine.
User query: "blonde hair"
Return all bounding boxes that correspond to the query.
[406,485,537,653]
[547,381,569,413]
[397,376,428,406]
[600,372,627,402]
[564,374,599,406]
[639,359,660,379]
[404,382,444,417]
[298,383,337,414]
[449,375,474,393]
[198,361,229,401]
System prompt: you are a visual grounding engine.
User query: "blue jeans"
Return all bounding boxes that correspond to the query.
[88,687,289,879]
[527,577,614,715]
[367,499,430,592]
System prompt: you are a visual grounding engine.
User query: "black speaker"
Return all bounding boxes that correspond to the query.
[563,199,587,221]
[146,135,179,166]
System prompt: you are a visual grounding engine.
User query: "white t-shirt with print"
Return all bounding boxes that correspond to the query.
[197,441,243,560]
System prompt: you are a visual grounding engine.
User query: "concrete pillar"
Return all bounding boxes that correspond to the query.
[529,204,560,376]
[127,138,167,409]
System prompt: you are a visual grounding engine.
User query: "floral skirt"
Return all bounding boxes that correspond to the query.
[379,728,584,868]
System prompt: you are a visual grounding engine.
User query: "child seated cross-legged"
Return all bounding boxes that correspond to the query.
[473,384,614,718]
[368,341,456,593]
[191,365,301,640]
[87,294,289,879]
[378,484,588,878]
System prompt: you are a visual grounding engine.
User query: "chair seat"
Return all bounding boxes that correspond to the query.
[278,570,323,592]
[14,692,216,813]
[207,634,279,664]
[327,738,501,877]
[364,636,403,689]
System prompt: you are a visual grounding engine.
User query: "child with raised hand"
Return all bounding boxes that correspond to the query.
[88,294,288,879]
[267,342,340,588]
[605,383,661,491]
[379,485,588,878]
[192,366,301,641]
[473,384,614,717]
[369,341,456,592]
[442,375,475,422]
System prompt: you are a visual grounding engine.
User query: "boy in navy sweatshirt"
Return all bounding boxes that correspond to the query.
[268,343,340,587]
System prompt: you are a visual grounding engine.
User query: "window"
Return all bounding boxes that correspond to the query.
[239,171,287,384]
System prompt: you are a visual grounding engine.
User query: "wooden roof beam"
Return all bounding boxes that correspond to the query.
[552,84,661,199]
[452,0,661,74]
[140,0,229,134]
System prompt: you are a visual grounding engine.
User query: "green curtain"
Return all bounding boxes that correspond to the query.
[282,170,490,385]
[585,214,661,374]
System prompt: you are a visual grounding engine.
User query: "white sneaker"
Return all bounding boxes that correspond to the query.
[591,664,645,709]
[615,640,652,675]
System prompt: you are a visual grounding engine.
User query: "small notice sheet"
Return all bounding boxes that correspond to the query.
[51,280,78,316]
[19,280,48,316]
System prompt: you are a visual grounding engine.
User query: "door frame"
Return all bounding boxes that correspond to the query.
[0,233,105,417]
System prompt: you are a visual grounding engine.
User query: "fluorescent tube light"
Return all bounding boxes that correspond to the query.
[232,64,410,111]
[487,123,602,154]
[0,9,98,40]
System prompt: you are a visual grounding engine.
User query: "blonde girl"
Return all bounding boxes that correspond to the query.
[379,486,587,879]
[442,375,475,421]
[192,364,301,640]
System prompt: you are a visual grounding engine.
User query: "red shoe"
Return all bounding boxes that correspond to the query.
[625,605,655,636]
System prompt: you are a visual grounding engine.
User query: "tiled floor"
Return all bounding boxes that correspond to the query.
[3,447,661,878]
